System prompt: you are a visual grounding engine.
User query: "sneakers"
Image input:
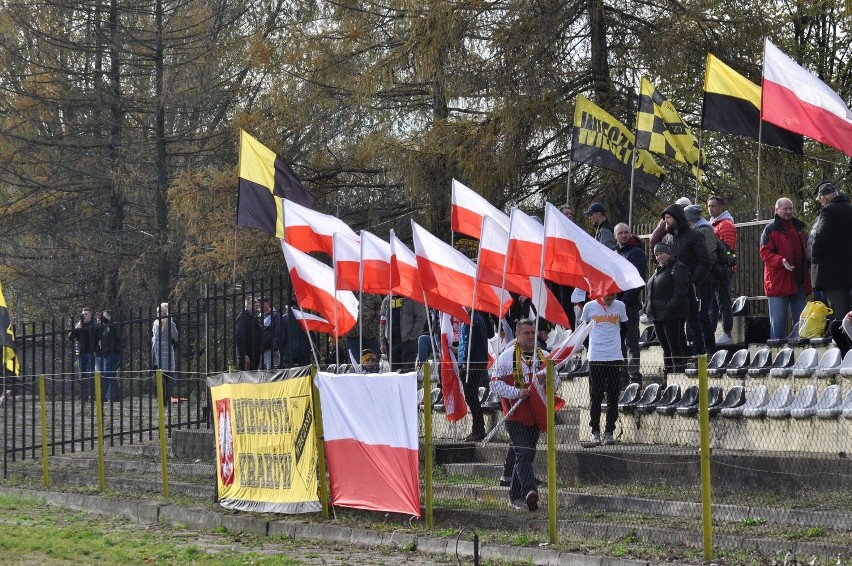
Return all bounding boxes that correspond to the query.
[603,432,616,445]
[463,432,485,443]
[590,431,601,445]
[715,332,734,346]
[525,491,539,511]
[510,498,526,510]
[499,476,511,487]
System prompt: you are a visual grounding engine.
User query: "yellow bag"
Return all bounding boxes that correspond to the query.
[798,301,832,339]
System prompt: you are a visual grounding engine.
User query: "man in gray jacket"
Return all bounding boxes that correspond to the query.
[380,296,427,372]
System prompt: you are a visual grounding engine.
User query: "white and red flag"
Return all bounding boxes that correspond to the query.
[389,231,424,301]
[290,307,335,335]
[333,233,361,292]
[543,203,643,298]
[547,320,595,365]
[283,199,359,256]
[506,208,545,278]
[439,312,468,422]
[450,179,510,239]
[762,38,852,158]
[281,241,359,335]
[315,371,420,517]
[361,230,392,295]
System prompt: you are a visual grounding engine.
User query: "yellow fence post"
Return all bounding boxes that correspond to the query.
[546,359,557,544]
[94,370,105,492]
[698,354,713,560]
[311,367,329,520]
[38,374,49,488]
[424,362,433,530]
[155,369,169,497]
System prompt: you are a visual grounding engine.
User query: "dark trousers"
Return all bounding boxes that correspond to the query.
[390,339,417,372]
[621,303,641,384]
[505,421,539,500]
[462,362,488,436]
[823,288,851,323]
[655,319,688,374]
[588,360,623,434]
[830,320,852,357]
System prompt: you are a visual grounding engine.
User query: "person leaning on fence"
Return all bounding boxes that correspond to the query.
[69,307,98,402]
[645,243,691,380]
[97,310,122,402]
[152,302,178,402]
[234,296,261,371]
[759,198,811,340]
[490,318,560,512]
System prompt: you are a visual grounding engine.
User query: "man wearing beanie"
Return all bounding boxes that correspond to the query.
[811,180,852,319]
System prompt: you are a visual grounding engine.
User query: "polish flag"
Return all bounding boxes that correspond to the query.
[451,179,510,239]
[315,371,420,517]
[412,221,511,320]
[506,208,545,278]
[439,313,468,422]
[389,231,424,300]
[361,231,392,295]
[762,38,852,158]
[283,199,359,256]
[333,233,361,292]
[543,203,644,297]
[281,241,359,335]
[547,320,595,365]
[290,307,335,335]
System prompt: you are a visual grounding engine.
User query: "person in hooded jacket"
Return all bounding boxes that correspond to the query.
[615,222,646,386]
[811,180,852,319]
[645,243,691,377]
[683,204,720,355]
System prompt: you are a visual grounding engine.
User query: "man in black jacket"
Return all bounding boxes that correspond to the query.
[234,296,261,371]
[615,223,647,386]
[584,202,616,250]
[811,180,852,319]
[97,310,122,402]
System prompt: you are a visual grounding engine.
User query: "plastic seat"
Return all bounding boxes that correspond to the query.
[790,348,819,378]
[568,360,589,377]
[813,385,843,419]
[813,348,842,377]
[767,348,795,377]
[616,383,641,412]
[685,349,728,376]
[745,348,772,376]
[656,384,692,415]
[729,384,768,418]
[482,389,502,412]
[785,385,818,419]
[768,325,799,347]
[713,385,745,417]
[841,389,852,419]
[648,384,681,415]
[417,388,425,405]
[731,296,748,317]
[723,349,751,376]
[639,326,659,348]
[752,385,792,418]
[677,385,722,416]
[621,383,660,414]
[325,364,338,372]
[839,350,852,376]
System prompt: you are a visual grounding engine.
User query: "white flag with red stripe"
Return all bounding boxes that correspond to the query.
[439,312,468,422]
[543,203,643,298]
[451,179,510,238]
[389,231,423,300]
[281,241,359,335]
[547,320,595,365]
[506,208,545,278]
[290,307,335,335]
[315,371,420,517]
[361,230,392,295]
[762,38,852,158]
[333,233,361,292]
[283,199,359,256]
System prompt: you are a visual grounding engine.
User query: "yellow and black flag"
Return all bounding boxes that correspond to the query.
[702,53,802,153]
[571,94,664,194]
[1,281,19,376]
[636,77,707,182]
[237,130,316,238]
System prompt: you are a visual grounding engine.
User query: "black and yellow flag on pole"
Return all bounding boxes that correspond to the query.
[702,53,803,153]
[237,130,316,238]
[636,77,707,182]
[1,281,19,376]
[571,94,664,194]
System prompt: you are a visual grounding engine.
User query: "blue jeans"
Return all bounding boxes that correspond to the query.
[709,276,733,334]
[768,286,807,339]
[100,354,122,401]
[505,421,539,501]
[77,352,95,400]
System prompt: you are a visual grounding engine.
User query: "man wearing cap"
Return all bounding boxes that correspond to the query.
[583,202,616,250]
[811,180,852,319]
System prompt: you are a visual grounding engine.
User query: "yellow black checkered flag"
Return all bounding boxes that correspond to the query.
[636,77,707,182]
[1,281,19,376]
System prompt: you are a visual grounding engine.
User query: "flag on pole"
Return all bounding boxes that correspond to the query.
[1,281,19,376]
[291,307,335,335]
[439,312,468,422]
[636,77,707,181]
[506,208,546,278]
[237,130,315,237]
[360,231,392,295]
[333,233,361,292]
[451,179,510,239]
[761,38,852,158]
[571,94,664,193]
[702,53,802,153]
[283,199,359,257]
[389,231,424,301]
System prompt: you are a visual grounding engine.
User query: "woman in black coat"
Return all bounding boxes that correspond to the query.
[645,243,692,375]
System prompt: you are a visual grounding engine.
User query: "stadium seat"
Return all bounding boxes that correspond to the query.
[786,385,819,419]
[712,385,745,417]
[839,350,852,376]
[567,360,589,378]
[482,389,502,412]
[841,389,852,419]
[745,347,772,376]
[685,349,728,376]
[638,326,659,348]
[790,348,819,378]
[813,348,842,378]
[621,383,660,414]
[723,348,751,376]
[731,295,748,317]
[768,325,799,347]
[730,384,768,418]
[661,384,698,415]
[649,384,681,415]
[768,348,795,377]
[814,385,843,419]
[677,385,722,416]
[753,385,792,418]
[326,364,338,372]
[616,383,641,412]
[417,388,425,405]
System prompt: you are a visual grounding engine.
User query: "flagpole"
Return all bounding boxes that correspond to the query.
[566,160,572,206]
[358,232,365,361]
[628,143,637,228]
[696,129,704,204]
[757,39,767,220]
[332,240,340,368]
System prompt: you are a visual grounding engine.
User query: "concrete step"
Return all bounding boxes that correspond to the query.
[45,455,215,477]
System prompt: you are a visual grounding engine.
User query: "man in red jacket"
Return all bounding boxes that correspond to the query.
[708,196,737,345]
[759,198,812,340]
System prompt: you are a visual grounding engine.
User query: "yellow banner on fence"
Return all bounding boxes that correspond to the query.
[211,375,320,513]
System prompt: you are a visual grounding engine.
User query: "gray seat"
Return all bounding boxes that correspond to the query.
[482,388,503,412]
[814,385,843,419]
[787,385,819,419]
[568,360,589,377]
[790,348,819,378]
[678,385,722,416]
[841,389,852,420]
[660,384,697,415]
[746,348,772,376]
[650,384,682,415]
[712,385,745,417]
[813,348,842,377]
[622,383,661,414]
[724,348,751,376]
[616,383,641,411]
[754,385,793,418]
[639,326,659,348]
[685,349,728,376]
[839,350,852,376]
[768,348,795,377]
[730,384,768,418]
[731,295,748,316]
